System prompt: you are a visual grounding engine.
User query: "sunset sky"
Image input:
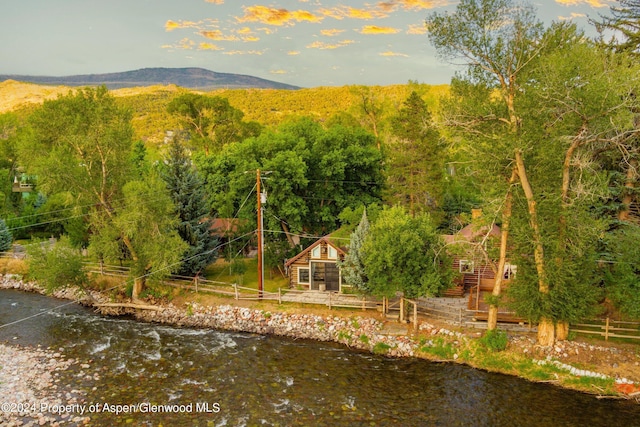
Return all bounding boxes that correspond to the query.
[0,0,614,88]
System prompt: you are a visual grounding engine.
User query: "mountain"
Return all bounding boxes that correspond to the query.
[0,67,300,90]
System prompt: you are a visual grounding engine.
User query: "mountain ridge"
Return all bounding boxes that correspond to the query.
[0,67,300,90]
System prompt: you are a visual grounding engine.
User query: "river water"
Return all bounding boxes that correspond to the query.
[1,289,639,426]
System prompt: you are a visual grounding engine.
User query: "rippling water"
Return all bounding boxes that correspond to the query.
[1,289,639,426]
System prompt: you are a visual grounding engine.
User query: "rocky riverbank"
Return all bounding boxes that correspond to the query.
[1,273,639,417]
[0,344,90,426]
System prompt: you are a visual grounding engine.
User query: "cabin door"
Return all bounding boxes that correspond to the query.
[324,263,340,291]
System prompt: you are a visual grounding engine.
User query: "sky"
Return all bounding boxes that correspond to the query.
[0,0,615,88]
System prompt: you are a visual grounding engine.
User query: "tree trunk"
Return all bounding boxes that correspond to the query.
[515,150,554,346]
[556,321,569,341]
[488,167,517,331]
[538,318,556,347]
[618,158,637,222]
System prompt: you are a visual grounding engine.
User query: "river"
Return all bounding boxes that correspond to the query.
[1,289,639,426]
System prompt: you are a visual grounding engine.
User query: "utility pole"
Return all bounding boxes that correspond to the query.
[256,169,264,298]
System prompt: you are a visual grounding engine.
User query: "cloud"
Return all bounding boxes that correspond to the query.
[306,40,355,49]
[558,12,587,20]
[237,27,253,35]
[199,42,224,50]
[223,50,265,55]
[321,28,346,36]
[407,23,428,35]
[270,70,288,74]
[237,6,323,26]
[378,0,449,12]
[288,51,301,55]
[199,30,239,41]
[318,6,389,20]
[380,51,409,57]
[165,20,204,32]
[554,0,610,7]
[205,0,224,3]
[359,26,400,35]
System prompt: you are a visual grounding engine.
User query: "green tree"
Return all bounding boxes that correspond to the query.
[161,138,218,276]
[594,0,640,55]
[388,91,445,219]
[198,118,384,253]
[89,174,188,298]
[0,219,12,251]
[167,93,261,155]
[18,87,186,300]
[362,206,451,298]
[27,236,88,294]
[426,0,547,338]
[338,209,370,292]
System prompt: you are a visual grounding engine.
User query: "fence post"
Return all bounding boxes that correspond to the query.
[605,317,610,341]
[362,296,366,311]
[400,297,404,323]
[234,283,239,300]
[194,275,199,294]
[413,301,418,332]
[459,307,463,326]
[278,288,282,304]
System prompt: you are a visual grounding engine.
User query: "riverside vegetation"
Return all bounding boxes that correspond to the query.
[1,0,640,386]
[1,265,639,405]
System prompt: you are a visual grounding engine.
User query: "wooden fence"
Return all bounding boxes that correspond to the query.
[571,318,640,341]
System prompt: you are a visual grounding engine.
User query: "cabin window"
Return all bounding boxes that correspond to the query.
[503,263,517,279]
[327,246,337,260]
[459,260,474,274]
[311,246,321,259]
[298,267,310,284]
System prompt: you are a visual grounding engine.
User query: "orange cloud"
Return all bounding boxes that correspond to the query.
[321,28,346,36]
[380,51,409,57]
[199,30,239,41]
[165,20,203,32]
[554,0,609,6]
[205,0,224,3]
[407,24,428,35]
[559,12,587,20]
[306,40,355,49]
[378,0,447,11]
[270,70,288,74]
[237,6,323,26]
[288,50,301,55]
[237,27,253,35]
[242,36,260,42]
[199,42,224,50]
[319,6,388,20]
[223,50,265,55]
[359,26,400,35]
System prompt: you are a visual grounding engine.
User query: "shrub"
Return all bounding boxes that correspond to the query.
[27,236,87,294]
[479,329,509,352]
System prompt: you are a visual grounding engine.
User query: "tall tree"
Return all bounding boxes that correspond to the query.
[388,91,445,218]
[338,209,370,292]
[89,174,187,298]
[594,0,640,55]
[426,0,549,340]
[198,118,384,254]
[167,93,260,155]
[18,87,185,300]
[161,138,218,276]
